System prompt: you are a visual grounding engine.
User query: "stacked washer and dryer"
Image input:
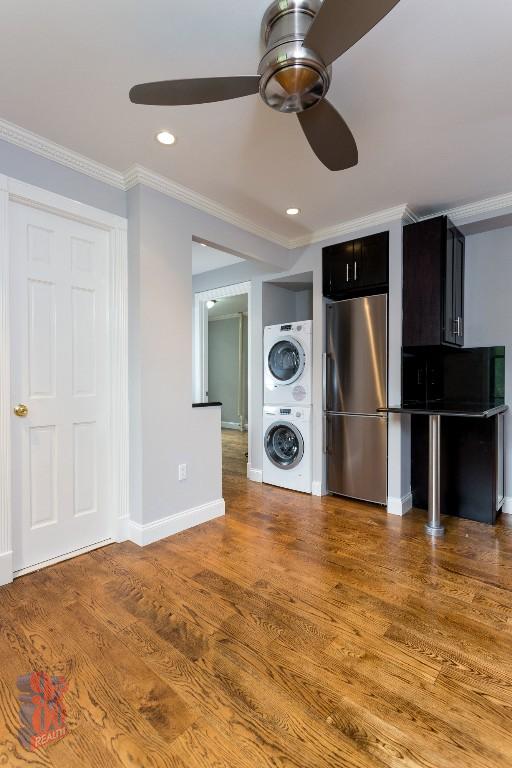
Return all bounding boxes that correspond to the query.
[263,321,313,493]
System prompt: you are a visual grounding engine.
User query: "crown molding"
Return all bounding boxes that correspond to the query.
[418,191,512,226]
[289,204,416,249]
[124,164,290,248]
[2,117,512,249]
[0,118,125,189]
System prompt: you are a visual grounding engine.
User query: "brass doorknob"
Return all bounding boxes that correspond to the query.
[14,404,28,418]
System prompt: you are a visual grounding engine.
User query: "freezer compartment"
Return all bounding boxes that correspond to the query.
[326,413,388,504]
[325,294,388,415]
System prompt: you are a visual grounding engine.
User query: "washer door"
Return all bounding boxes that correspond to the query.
[264,422,304,470]
[267,338,305,386]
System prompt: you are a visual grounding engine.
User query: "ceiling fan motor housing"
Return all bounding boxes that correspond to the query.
[258,0,331,114]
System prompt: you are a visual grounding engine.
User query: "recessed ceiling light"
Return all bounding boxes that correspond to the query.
[200,243,207,247]
[156,130,176,145]
[286,207,301,216]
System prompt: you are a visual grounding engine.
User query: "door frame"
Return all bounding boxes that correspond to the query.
[0,175,129,584]
[193,281,252,467]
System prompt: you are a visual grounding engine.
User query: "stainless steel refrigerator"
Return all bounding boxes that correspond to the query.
[324,294,388,504]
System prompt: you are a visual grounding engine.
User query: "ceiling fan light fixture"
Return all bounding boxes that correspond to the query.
[131,0,402,171]
[286,207,301,216]
[156,130,176,145]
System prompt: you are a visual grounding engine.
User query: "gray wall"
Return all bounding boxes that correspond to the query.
[208,316,248,425]
[129,184,291,524]
[262,283,313,327]
[0,138,126,217]
[262,283,301,327]
[465,226,512,507]
[193,258,282,293]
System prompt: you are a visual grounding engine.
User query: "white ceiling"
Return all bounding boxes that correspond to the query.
[208,294,248,319]
[1,0,512,240]
[192,242,244,275]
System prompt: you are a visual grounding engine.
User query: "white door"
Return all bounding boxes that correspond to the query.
[10,202,110,573]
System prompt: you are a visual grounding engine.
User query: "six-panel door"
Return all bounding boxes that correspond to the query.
[10,202,110,572]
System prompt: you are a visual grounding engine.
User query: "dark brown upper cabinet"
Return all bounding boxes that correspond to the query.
[323,231,389,301]
[403,216,465,348]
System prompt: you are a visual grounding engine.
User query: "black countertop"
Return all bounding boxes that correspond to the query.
[192,402,222,408]
[378,402,508,419]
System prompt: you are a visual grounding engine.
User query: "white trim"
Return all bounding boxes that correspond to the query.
[289,205,417,248]
[4,118,512,249]
[109,227,130,541]
[419,192,512,227]
[128,498,225,547]
[0,551,13,587]
[247,466,263,483]
[0,176,11,585]
[196,282,252,302]
[0,118,125,189]
[503,497,512,515]
[387,493,414,517]
[13,539,113,578]
[311,481,324,497]
[0,177,129,582]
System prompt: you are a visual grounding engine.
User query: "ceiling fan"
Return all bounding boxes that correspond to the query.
[129,0,400,171]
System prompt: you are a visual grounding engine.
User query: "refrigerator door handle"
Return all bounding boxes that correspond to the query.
[323,414,330,454]
[323,352,333,412]
[322,353,327,411]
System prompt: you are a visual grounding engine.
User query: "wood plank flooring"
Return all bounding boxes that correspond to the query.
[1,430,512,766]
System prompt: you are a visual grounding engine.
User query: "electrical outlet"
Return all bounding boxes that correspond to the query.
[178,463,187,481]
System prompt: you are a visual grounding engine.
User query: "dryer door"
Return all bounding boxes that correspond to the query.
[264,422,304,470]
[267,338,305,386]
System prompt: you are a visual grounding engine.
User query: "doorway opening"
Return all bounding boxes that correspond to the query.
[192,241,252,483]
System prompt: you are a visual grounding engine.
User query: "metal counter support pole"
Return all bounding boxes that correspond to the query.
[426,414,445,536]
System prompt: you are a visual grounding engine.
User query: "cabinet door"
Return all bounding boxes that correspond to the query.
[443,226,456,345]
[453,232,465,346]
[359,232,389,290]
[323,241,354,299]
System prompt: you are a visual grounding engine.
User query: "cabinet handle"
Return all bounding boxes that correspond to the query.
[354,261,358,281]
[346,263,350,282]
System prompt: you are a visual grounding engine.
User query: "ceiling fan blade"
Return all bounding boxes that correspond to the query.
[129,76,261,106]
[304,0,400,66]
[298,100,358,171]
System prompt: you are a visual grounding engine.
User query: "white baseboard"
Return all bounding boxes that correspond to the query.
[115,516,130,543]
[128,498,225,547]
[222,421,248,430]
[387,493,414,517]
[0,551,13,586]
[311,481,324,497]
[247,465,263,483]
[503,497,512,515]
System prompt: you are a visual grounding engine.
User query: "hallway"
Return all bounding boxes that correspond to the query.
[222,428,248,483]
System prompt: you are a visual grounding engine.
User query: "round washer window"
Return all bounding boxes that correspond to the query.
[265,422,304,470]
[268,339,305,385]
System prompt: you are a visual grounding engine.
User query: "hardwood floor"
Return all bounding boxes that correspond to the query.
[1,445,512,765]
[222,428,248,481]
